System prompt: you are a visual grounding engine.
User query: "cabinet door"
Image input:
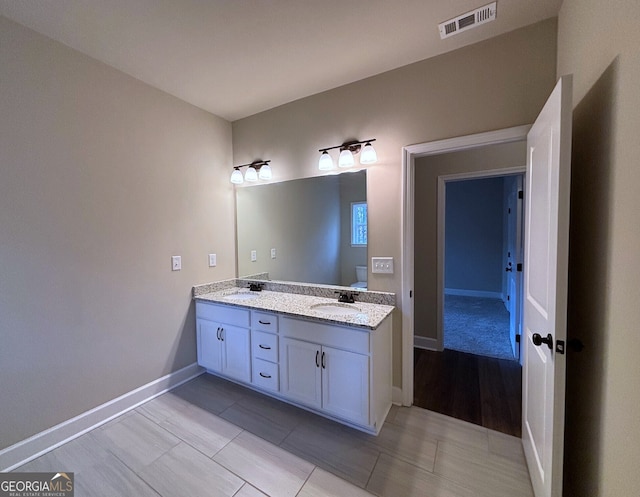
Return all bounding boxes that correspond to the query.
[220,324,251,383]
[321,346,369,426]
[280,337,322,409]
[197,319,222,372]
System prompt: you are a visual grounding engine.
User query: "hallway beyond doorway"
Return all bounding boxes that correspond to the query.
[413,348,522,437]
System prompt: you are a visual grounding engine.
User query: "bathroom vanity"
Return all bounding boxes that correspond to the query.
[193,284,394,434]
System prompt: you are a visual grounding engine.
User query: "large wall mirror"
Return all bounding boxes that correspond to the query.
[236,170,367,288]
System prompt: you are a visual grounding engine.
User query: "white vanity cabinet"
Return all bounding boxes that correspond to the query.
[280,337,369,426]
[195,298,392,434]
[196,302,251,383]
[279,315,391,432]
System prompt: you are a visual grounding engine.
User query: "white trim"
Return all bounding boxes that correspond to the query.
[392,386,404,405]
[414,336,439,351]
[401,125,530,407]
[444,288,504,299]
[0,363,204,472]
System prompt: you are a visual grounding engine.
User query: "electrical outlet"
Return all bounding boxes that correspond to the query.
[251,250,257,262]
[171,255,182,271]
[271,248,276,259]
[371,256,394,274]
[208,254,217,267]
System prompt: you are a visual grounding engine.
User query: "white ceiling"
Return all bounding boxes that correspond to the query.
[0,0,561,121]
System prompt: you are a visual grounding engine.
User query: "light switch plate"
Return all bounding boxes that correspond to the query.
[208,254,217,267]
[271,248,276,259]
[371,256,394,274]
[251,250,257,262]
[172,255,182,271]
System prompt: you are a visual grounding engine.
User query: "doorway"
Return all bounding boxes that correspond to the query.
[401,126,529,436]
[414,165,525,435]
[442,174,524,362]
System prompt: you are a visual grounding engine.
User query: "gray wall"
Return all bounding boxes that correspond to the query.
[444,177,505,295]
[557,1,640,495]
[0,17,235,450]
[414,142,526,340]
[233,19,557,384]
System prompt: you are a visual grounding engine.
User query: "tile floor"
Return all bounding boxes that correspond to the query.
[17,373,534,496]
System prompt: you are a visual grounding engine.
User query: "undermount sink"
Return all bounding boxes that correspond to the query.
[310,303,361,316]
[223,292,260,301]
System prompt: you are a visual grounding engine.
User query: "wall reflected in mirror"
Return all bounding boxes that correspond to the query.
[236,170,367,288]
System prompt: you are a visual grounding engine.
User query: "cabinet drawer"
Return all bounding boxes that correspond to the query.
[252,311,278,332]
[252,358,279,392]
[280,317,369,354]
[251,330,278,362]
[196,302,250,327]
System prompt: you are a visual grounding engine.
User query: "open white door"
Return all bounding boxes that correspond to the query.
[522,75,572,497]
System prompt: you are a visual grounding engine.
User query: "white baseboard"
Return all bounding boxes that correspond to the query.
[414,335,438,350]
[0,363,204,472]
[445,288,503,299]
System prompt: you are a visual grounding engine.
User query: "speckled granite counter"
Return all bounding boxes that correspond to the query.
[194,286,394,330]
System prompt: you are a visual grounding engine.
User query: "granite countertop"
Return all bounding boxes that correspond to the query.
[194,287,394,330]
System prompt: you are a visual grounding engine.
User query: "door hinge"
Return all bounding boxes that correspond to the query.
[410,290,413,298]
[556,340,565,355]
[515,334,521,343]
[507,295,510,301]
[517,263,523,272]
[518,190,524,199]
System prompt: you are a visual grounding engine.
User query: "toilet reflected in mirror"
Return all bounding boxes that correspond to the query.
[351,265,367,289]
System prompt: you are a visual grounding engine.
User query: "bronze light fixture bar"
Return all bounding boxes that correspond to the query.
[230,159,272,184]
[318,139,377,170]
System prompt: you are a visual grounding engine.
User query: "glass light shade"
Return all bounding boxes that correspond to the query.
[338,149,355,168]
[258,164,272,180]
[360,142,377,164]
[244,166,258,182]
[230,168,244,184]
[318,151,334,170]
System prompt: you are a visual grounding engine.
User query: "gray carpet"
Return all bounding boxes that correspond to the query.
[444,295,516,361]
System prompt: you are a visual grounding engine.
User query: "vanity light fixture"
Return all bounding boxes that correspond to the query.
[229,160,272,185]
[318,139,377,170]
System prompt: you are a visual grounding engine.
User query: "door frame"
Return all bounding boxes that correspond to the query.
[400,125,531,406]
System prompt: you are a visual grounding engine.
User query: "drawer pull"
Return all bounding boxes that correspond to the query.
[259,372,272,379]
[258,320,271,325]
[258,344,271,350]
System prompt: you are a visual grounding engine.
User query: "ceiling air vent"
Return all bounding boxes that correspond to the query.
[438,2,497,39]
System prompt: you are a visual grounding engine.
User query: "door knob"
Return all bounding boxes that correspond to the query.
[532,333,553,350]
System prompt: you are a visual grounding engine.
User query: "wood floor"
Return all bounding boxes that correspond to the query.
[414,348,522,437]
